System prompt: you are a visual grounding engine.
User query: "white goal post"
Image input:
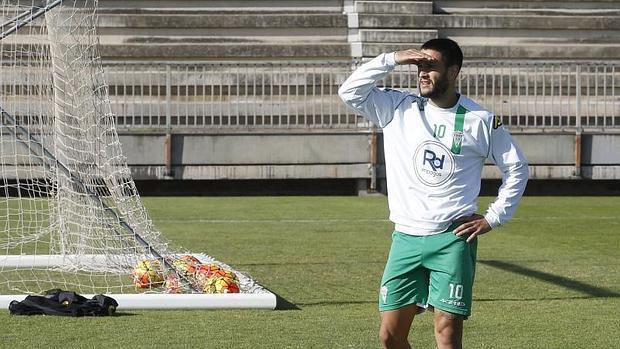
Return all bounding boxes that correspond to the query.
[0,0,275,309]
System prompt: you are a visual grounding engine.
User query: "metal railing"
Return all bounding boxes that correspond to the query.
[103,61,620,131]
[105,61,361,130]
[387,62,620,130]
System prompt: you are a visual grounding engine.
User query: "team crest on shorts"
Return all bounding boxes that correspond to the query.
[380,286,388,304]
[413,140,455,187]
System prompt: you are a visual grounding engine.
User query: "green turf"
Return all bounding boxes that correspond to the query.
[2,196,619,348]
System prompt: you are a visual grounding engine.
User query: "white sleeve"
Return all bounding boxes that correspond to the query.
[484,119,529,228]
[338,52,409,128]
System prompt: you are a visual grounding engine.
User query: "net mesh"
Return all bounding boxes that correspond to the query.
[0,0,261,296]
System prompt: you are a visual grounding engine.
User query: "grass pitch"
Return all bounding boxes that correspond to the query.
[2,196,619,348]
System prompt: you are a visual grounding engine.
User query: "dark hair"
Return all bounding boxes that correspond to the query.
[421,38,463,70]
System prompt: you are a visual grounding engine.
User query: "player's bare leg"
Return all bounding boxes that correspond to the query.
[433,309,464,349]
[379,304,418,349]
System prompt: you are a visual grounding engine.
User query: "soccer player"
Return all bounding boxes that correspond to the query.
[338,38,529,349]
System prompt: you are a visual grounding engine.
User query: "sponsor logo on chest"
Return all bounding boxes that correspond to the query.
[413,140,455,187]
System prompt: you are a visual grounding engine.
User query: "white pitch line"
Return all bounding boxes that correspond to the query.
[156,219,391,224]
[513,216,619,221]
[155,216,618,224]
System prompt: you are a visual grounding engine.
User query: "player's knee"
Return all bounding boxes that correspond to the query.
[379,325,407,348]
[434,312,464,348]
[434,326,461,347]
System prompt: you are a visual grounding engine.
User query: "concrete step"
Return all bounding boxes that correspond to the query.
[440,30,620,44]
[97,13,347,29]
[105,73,353,88]
[358,14,620,30]
[362,42,620,60]
[1,32,348,45]
[98,9,344,15]
[98,43,351,60]
[97,27,347,39]
[358,29,438,43]
[4,29,348,44]
[437,7,620,16]
[100,35,346,45]
[4,14,348,33]
[0,43,351,61]
[354,1,433,14]
[434,0,620,16]
[0,40,351,61]
[462,43,620,60]
[98,0,343,12]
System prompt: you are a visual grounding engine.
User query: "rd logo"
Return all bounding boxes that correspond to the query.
[413,140,455,187]
[423,149,445,171]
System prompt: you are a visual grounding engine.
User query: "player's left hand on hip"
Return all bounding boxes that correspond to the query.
[453,214,492,243]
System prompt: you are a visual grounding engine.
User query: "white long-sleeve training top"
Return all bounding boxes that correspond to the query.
[339,52,529,235]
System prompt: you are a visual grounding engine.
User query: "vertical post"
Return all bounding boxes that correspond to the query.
[574,131,582,178]
[575,65,581,129]
[574,65,582,178]
[165,65,173,178]
[369,126,378,192]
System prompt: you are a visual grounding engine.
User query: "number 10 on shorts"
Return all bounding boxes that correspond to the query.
[449,283,463,299]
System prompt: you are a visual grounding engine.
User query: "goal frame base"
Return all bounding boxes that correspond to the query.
[0,293,277,310]
[0,254,277,310]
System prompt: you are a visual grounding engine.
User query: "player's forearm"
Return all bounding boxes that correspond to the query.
[338,53,397,125]
[394,48,437,66]
[484,162,529,227]
[339,53,396,104]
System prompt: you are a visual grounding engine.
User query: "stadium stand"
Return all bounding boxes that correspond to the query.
[348,0,620,60]
[2,0,619,191]
[97,0,620,61]
[97,0,350,61]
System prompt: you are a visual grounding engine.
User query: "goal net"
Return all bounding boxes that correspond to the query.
[0,0,274,309]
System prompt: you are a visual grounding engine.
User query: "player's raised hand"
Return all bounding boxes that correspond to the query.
[394,49,437,65]
[453,214,492,243]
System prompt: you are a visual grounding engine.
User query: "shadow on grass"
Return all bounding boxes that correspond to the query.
[479,260,620,298]
[271,292,377,309]
[476,295,617,302]
[275,293,301,311]
[260,286,300,311]
[296,300,376,307]
[235,261,385,267]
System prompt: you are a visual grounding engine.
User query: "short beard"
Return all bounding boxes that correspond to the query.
[419,77,449,99]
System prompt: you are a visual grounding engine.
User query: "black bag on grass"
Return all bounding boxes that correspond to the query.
[8,289,118,316]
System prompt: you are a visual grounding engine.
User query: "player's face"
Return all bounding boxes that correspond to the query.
[417,49,450,99]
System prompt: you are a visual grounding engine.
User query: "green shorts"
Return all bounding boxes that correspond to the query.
[379,227,478,316]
